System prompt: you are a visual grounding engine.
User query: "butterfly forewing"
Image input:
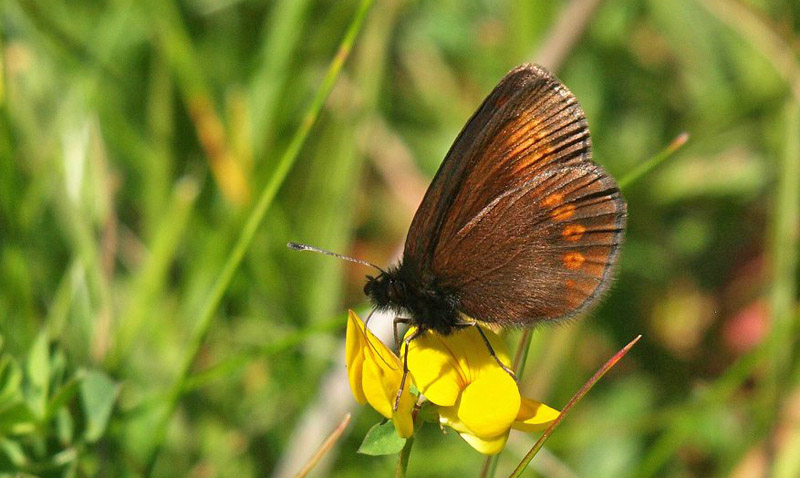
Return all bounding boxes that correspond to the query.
[402,66,535,278]
[404,64,626,326]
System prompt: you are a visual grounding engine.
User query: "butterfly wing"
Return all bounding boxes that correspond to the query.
[403,64,626,326]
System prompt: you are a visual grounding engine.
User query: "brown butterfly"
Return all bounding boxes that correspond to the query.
[291,63,626,393]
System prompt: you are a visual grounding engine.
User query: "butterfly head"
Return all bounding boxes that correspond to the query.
[364,270,408,311]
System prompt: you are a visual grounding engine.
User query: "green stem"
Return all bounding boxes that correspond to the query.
[396,434,415,478]
[512,329,534,377]
[142,1,375,473]
[618,132,689,190]
[769,101,800,478]
[479,453,500,478]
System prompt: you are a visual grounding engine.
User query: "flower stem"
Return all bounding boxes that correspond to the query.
[479,453,500,478]
[395,434,414,478]
[508,335,642,478]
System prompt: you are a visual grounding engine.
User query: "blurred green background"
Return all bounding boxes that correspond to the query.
[1,0,799,476]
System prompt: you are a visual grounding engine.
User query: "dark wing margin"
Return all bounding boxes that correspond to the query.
[403,63,626,325]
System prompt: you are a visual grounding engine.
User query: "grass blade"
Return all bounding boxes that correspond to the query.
[618,132,690,190]
[508,335,642,478]
[142,1,375,473]
[295,413,352,478]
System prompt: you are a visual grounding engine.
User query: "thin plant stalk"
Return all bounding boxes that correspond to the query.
[395,405,426,478]
[295,413,352,478]
[769,101,800,478]
[512,330,534,376]
[142,0,375,473]
[618,132,690,190]
[479,451,500,478]
[508,335,642,478]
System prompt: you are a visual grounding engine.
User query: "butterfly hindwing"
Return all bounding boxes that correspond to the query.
[435,163,625,325]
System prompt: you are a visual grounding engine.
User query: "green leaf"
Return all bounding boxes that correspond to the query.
[46,375,81,421]
[0,355,23,407]
[357,421,406,456]
[0,402,37,434]
[0,436,28,468]
[56,407,74,445]
[25,331,50,419]
[79,369,118,442]
[417,402,438,424]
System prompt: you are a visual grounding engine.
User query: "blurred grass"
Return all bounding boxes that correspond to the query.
[1,0,800,477]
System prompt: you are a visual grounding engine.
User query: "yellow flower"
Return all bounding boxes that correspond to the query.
[345,310,415,438]
[405,325,560,454]
[343,310,559,452]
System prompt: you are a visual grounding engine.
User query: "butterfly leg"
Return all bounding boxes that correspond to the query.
[471,324,518,383]
[392,317,413,345]
[394,327,422,412]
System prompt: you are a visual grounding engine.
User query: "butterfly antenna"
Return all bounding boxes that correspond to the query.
[287,242,385,273]
[364,309,376,328]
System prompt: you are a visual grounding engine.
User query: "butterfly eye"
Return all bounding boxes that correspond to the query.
[363,277,378,297]
[364,274,392,308]
[387,280,405,303]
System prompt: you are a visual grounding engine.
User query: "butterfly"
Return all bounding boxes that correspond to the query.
[291,63,626,392]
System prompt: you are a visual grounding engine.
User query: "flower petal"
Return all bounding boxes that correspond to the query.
[391,394,416,439]
[512,398,560,432]
[345,311,415,438]
[344,311,415,438]
[359,326,401,414]
[452,325,512,385]
[458,430,510,455]
[437,403,467,434]
[438,405,510,455]
[361,348,415,437]
[361,346,399,418]
[345,311,367,404]
[457,368,520,438]
[405,328,464,406]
